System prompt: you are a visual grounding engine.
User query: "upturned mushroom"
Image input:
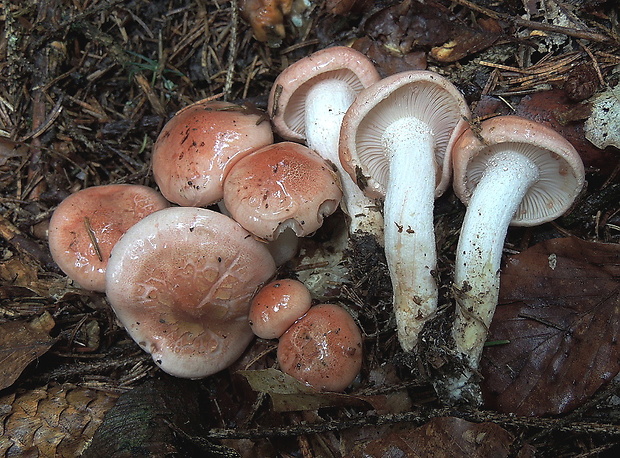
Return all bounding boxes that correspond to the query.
[268,46,383,240]
[277,303,363,392]
[48,184,170,292]
[448,115,585,397]
[105,207,276,379]
[222,141,342,241]
[152,100,273,207]
[339,70,470,352]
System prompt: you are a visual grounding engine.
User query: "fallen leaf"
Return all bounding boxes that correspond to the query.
[584,85,620,149]
[473,90,614,172]
[481,237,620,416]
[363,0,500,65]
[0,312,57,391]
[239,368,371,412]
[350,416,527,458]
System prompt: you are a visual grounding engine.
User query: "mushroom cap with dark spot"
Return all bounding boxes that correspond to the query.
[152,100,274,207]
[277,303,363,392]
[48,184,170,292]
[223,142,342,241]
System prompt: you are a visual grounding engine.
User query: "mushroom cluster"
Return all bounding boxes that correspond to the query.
[47,45,585,400]
[249,279,363,392]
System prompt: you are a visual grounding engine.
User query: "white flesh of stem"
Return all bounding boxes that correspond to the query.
[305,79,383,238]
[452,150,540,369]
[382,116,438,352]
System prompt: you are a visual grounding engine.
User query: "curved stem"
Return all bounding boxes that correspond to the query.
[452,150,540,369]
[382,117,438,352]
[305,79,384,240]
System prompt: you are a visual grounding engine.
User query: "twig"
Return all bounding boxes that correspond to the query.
[199,408,620,439]
[224,0,239,99]
[0,213,55,270]
[451,0,615,44]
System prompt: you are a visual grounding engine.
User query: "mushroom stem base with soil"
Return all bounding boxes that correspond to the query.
[383,116,438,353]
[448,150,539,398]
[305,78,384,240]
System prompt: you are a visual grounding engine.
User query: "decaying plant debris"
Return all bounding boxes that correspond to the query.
[1,0,620,456]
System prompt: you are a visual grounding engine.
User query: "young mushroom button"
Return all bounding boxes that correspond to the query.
[249,278,312,340]
[277,304,363,392]
[48,184,170,292]
[105,207,276,379]
[152,100,273,207]
[448,115,585,398]
[223,142,342,241]
[268,46,383,241]
[339,71,471,352]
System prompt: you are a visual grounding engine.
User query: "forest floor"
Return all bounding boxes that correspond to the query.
[1,0,620,456]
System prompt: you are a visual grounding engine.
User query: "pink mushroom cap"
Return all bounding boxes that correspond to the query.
[249,278,312,339]
[277,303,363,392]
[105,207,276,379]
[452,115,586,226]
[268,46,381,142]
[223,141,342,241]
[48,184,170,292]
[152,100,274,207]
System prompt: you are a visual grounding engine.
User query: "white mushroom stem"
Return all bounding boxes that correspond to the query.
[452,150,540,368]
[382,116,439,352]
[305,79,384,240]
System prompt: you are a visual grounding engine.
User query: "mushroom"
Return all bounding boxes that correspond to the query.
[339,70,470,352]
[152,100,273,207]
[268,46,383,240]
[239,0,293,45]
[277,303,363,391]
[48,184,170,292]
[105,207,276,379]
[449,115,585,389]
[249,278,312,339]
[222,141,342,241]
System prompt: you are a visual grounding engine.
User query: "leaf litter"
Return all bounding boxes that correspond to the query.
[481,237,620,416]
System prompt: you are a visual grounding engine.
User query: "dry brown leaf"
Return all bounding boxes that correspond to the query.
[350,416,527,458]
[239,368,372,412]
[0,383,118,457]
[363,0,500,66]
[481,237,620,416]
[0,312,57,391]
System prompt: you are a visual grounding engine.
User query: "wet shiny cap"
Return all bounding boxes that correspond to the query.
[152,100,273,207]
[249,278,312,339]
[48,184,169,292]
[223,142,342,241]
[277,304,363,392]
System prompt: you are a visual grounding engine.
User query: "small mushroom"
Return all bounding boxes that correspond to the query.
[268,46,383,240]
[105,207,276,379]
[48,184,170,292]
[222,141,342,241]
[249,278,312,339]
[339,71,470,352]
[152,100,273,207]
[277,303,363,392]
[449,115,585,394]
